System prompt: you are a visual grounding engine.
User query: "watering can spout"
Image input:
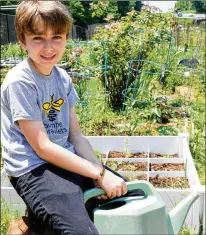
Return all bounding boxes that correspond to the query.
[168,191,199,235]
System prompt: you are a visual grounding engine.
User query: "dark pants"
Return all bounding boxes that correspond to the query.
[10,163,144,235]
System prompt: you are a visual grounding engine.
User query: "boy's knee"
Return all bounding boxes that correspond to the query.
[53,217,99,235]
[72,223,99,235]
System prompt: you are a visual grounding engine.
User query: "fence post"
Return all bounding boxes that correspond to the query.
[176,26,180,48]
[6,14,10,43]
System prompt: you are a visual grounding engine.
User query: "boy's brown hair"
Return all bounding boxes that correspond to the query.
[15,1,72,43]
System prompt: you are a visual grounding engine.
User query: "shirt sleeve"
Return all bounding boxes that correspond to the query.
[8,80,42,126]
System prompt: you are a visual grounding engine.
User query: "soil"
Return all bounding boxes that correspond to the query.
[108,151,179,158]
[124,174,147,181]
[133,152,148,158]
[106,161,147,171]
[149,177,189,188]
[106,161,184,171]
[87,122,182,136]
[108,151,147,158]
[124,175,189,188]
[176,85,195,100]
[150,163,184,171]
[149,153,179,158]
[105,156,187,188]
[108,151,127,158]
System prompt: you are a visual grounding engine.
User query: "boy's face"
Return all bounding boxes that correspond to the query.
[20,24,67,76]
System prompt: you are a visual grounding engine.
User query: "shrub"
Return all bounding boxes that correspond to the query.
[92,10,174,108]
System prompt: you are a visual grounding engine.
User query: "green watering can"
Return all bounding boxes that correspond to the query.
[84,181,199,235]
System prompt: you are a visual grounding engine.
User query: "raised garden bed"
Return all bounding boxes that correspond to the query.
[104,149,186,189]
[89,135,200,189]
[106,158,187,189]
[86,134,204,233]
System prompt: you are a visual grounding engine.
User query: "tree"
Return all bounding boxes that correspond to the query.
[192,1,206,13]
[175,0,193,11]
[134,1,142,12]
[90,1,120,21]
[0,1,17,6]
[87,1,142,23]
[175,0,206,13]
[117,1,131,16]
[64,1,93,27]
[0,1,18,14]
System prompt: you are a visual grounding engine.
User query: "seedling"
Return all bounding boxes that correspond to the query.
[94,150,103,163]
[123,138,133,158]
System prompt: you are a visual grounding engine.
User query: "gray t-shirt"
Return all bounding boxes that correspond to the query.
[1,59,79,177]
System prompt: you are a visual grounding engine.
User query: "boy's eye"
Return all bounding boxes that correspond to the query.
[33,37,43,41]
[53,36,62,40]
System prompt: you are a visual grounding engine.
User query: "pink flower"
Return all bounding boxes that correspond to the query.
[105,15,114,21]
[105,22,120,29]
[111,22,120,27]
[126,10,137,16]
[73,47,83,54]
[105,24,112,29]
[142,5,151,11]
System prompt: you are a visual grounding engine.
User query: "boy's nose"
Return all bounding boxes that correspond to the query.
[44,40,53,49]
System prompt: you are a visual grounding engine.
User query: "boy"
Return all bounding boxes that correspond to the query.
[1,1,128,234]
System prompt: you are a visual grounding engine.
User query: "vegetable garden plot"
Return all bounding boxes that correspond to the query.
[105,151,186,189]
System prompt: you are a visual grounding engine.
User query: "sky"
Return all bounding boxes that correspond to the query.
[144,1,177,12]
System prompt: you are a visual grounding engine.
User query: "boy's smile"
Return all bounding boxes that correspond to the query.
[41,54,56,61]
[21,26,67,76]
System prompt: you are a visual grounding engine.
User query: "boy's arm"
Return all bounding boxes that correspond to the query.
[18,119,102,180]
[67,107,102,166]
[18,115,127,198]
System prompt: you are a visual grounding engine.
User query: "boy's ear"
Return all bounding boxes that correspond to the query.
[19,41,27,52]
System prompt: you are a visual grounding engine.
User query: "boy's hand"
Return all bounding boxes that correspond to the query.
[97,170,127,199]
[96,195,109,200]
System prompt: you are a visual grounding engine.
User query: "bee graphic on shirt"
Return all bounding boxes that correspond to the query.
[42,95,64,122]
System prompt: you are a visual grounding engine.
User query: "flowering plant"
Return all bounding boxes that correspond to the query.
[92,10,174,108]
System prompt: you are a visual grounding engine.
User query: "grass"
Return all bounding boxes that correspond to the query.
[1,199,21,235]
[180,227,196,235]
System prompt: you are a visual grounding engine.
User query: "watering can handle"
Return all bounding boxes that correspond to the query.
[84,180,160,203]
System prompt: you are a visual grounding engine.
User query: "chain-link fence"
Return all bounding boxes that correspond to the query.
[87,23,106,40]
[70,24,89,41]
